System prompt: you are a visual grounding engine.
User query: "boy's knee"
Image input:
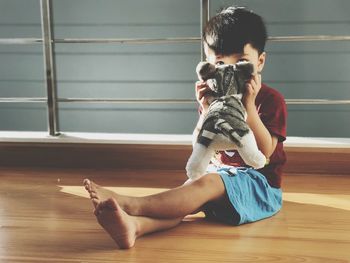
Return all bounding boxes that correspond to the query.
[195,173,224,189]
[187,173,225,202]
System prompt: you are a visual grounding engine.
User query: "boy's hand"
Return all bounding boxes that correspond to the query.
[243,73,262,109]
[195,81,213,115]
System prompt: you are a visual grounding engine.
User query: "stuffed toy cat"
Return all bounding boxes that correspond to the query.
[185,61,267,180]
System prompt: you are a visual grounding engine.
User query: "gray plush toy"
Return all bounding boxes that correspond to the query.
[186,61,266,180]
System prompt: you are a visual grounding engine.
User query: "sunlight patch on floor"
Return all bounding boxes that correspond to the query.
[58,185,169,199]
[283,192,350,211]
[58,185,350,212]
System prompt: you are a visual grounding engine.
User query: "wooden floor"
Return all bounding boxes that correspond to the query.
[0,168,349,263]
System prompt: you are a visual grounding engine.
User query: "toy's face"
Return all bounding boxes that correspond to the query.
[201,43,264,97]
[214,62,254,96]
[196,61,253,96]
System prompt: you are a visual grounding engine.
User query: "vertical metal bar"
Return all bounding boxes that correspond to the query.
[40,0,60,136]
[200,0,210,60]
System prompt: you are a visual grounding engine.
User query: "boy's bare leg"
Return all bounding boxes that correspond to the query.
[93,197,182,249]
[84,173,226,219]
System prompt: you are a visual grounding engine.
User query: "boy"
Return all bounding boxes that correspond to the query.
[83,6,287,249]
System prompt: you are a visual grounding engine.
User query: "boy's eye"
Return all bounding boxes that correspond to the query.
[238,59,249,62]
[216,61,225,65]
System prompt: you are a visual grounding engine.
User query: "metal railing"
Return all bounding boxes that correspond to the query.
[1,97,350,105]
[1,0,350,136]
[2,34,350,45]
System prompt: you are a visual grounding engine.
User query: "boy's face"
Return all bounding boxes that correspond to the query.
[204,43,266,75]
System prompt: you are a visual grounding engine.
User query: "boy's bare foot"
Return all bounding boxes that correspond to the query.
[83,179,139,215]
[83,179,118,205]
[94,198,139,249]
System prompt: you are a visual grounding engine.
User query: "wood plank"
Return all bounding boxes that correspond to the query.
[0,168,349,262]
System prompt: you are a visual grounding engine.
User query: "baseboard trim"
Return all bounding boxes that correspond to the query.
[1,141,350,175]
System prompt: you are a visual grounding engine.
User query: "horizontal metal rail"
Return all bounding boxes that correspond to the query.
[0,98,47,103]
[269,35,350,42]
[0,38,43,44]
[54,37,200,44]
[1,35,350,45]
[286,99,350,105]
[1,97,350,105]
[0,97,195,104]
[58,98,195,103]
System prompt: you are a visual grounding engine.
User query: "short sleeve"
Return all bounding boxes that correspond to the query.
[257,89,287,142]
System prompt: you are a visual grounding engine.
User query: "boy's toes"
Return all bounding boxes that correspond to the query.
[83,179,91,190]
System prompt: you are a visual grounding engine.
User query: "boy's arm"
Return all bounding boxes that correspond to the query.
[236,130,266,169]
[193,81,209,145]
[194,80,216,136]
[195,81,211,115]
[243,74,278,158]
[192,114,205,144]
[246,103,278,158]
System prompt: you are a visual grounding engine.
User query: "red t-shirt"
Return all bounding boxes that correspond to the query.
[217,83,287,188]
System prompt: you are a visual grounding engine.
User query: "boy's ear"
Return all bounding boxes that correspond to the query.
[257,52,266,73]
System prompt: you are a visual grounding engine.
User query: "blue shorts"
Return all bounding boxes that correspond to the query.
[204,167,282,225]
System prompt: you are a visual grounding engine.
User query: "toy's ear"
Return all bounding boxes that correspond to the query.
[235,61,254,80]
[196,61,216,81]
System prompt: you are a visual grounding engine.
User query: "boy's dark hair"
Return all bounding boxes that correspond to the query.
[203,6,267,55]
